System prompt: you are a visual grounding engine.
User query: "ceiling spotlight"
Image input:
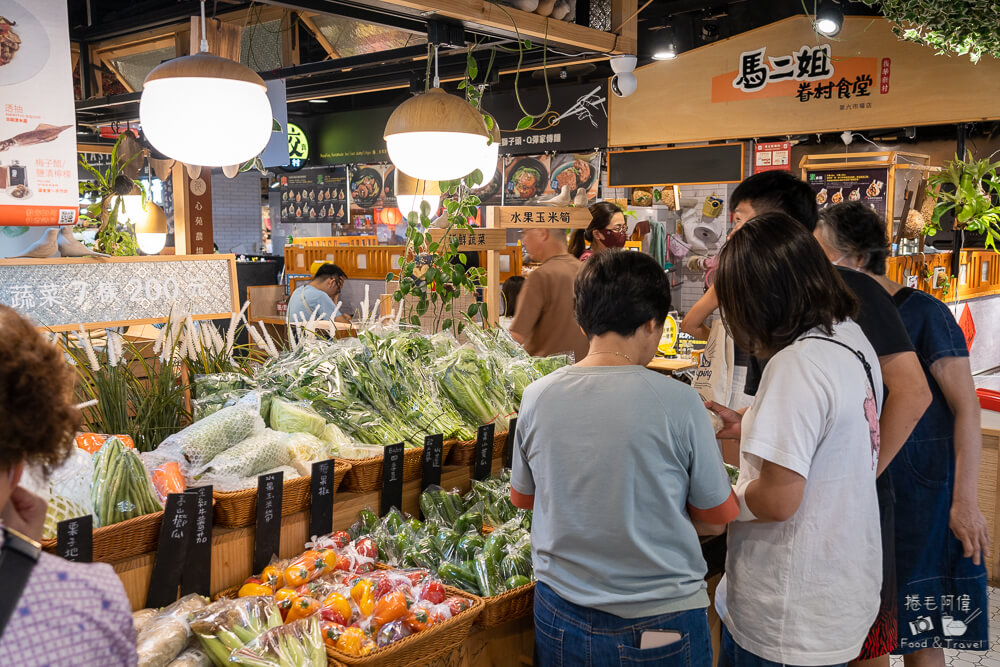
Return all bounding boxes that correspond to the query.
[815,0,843,36]
[652,26,677,61]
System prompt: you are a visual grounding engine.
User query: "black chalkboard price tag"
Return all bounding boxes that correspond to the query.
[503,417,518,469]
[380,442,405,516]
[57,515,92,562]
[253,471,284,574]
[182,485,213,596]
[421,434,444,492]
[310,459,336,538]
[473,423,496,481]
[146,491,196,608]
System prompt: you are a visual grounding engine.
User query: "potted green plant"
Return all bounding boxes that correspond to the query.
[78,133,147,256]
[924,151,1000,252]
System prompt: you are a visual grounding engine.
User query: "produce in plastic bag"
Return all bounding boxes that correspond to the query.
[160,402,265,469]
[134,593,209,667]
[269,397,327,438]
[189,596,283,667]
[281,432,327,476]
[319,423,352,455]
[151,461,186,504]
[229,617,325,667]
[531,354,572,376]
[92,436,163,528]
[195,429,290,481]
[196,465,299,494]
[436,347,513,430]
[166,643,212,667]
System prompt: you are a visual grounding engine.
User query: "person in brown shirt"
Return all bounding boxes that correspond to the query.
[510,228,590,360]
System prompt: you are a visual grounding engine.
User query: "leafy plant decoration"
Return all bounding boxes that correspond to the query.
[925,151,1000,251]
[859,0,1000,63]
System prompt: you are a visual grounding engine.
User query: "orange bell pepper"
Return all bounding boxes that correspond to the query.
[274,587,298,621]
[285,595,321,623]
[260,564,284,590]
[237,582,273,598]
[350,579,375,617]
[283,550,323,588]
[334,627,372,657]
[321,593,353,626]
[404,606,437,633]
[372,591,409,629]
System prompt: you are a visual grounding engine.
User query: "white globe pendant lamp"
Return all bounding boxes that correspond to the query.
[384,46,489,182]
[395,170,441,219]
[134,201,169,255]
[139,1,272,167]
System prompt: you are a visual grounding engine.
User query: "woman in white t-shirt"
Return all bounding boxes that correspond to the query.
[708,212,884,667]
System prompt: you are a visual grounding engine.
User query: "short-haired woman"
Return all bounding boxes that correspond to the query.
[712,212,883,666]
[0,305,136,665]
[511,250,737,666]
[568,201,627,260]
[815,201,989,662]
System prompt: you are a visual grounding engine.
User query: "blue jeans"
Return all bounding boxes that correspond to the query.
[534,581,713,666]
[720,625,846,667]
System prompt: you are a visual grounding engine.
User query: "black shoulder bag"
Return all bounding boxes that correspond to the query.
[0,527,42,637]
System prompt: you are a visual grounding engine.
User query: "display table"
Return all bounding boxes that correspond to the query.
[980,408,1000,584]
[647,357,698,373]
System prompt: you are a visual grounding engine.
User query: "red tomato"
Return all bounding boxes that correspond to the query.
[329,531,350,549]
[420,581,446,605]
[355,537,377,560]
[445,597,473,616]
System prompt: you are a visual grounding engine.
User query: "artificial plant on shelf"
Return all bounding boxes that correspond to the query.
[385,169,489,336]
[924,151,1000,252]
[860,0,1000,63]
[77,132,145,256]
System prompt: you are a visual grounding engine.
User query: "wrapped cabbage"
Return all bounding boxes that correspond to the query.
[282,432,327,476]
[160,403,264,468]
[196,429,290,481]
[269,397,326,438]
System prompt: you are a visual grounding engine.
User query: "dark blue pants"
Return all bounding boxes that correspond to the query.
[719,625,847,667]
[533,581,713,666]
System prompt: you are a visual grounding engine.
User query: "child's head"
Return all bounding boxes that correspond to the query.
[501,276,526,317]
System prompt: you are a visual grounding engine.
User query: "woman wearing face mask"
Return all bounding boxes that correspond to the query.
[0,305,137,666]
[815,202,988,664]
[569,201,628,261]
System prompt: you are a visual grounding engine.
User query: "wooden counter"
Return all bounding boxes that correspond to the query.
[647,357,698,373]
[981,409,1000,584]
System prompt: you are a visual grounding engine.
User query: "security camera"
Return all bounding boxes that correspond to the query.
[611,72,637,97]
[610,55,637,74]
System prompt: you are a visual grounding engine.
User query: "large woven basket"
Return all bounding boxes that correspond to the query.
[474,582,535,629]
[326,585,483,666]
[213,461,351,528]
[445,430,508,466]
[42,510,164,563]
[337,442,454,494]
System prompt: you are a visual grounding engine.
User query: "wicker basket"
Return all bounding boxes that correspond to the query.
[327,585,483,666]
[474,582,535,629]
[445,431,508,466]
[337,442,454,494]
[213,461,352,528]
[41,510,164,563]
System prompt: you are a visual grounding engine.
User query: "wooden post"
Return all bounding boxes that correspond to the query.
[485,212,501,327]
[172,162,215,255]
[611,0,638,55]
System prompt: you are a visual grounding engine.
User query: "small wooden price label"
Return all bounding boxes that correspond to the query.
[310,459,336,538]
[473,424,496,481]
[421,434,444,492]
[182,485,213,596]
[503,417,518,469]
[380,443,405,516]
[146,491,196,608]
[253,471,284,574]
[56,515,93,562]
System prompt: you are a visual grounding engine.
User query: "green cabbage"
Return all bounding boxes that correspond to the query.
[269,397,326,437]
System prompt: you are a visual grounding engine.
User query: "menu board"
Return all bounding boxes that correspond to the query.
[806,167,889,219]
[349,163,389,212]
[0,0,78,226]
[278,167,347,225]
[502,152,601,206]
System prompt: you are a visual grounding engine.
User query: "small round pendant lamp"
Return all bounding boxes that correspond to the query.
[470,114,501,183]
[384,88,489,182]
[395,170,441,219]
[134,202,168,255]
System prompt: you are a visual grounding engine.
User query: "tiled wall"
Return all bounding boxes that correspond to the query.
[211,170,264,254]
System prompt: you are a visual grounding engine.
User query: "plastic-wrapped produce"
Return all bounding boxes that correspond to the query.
[134,594,209,667]
[189,596,283,667]
[229,617,326,667]
[269,397,326,438]
[194,429,291,482]
[159,402,265,469]
[92,436,162,528]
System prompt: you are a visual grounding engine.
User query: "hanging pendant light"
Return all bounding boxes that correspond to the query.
[469,113,501,184]
[395,170,441,219]
[139,1,272,167]
[134,201,168,255]
[384,46,488,182]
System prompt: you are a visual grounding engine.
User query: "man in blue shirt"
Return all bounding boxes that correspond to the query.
[286,263,353,325]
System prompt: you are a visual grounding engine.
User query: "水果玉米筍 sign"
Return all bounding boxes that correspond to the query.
[0,255,237,330]
[488,206,591,229]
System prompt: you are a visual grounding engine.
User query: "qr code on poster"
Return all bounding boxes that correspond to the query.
[58,209,76,224]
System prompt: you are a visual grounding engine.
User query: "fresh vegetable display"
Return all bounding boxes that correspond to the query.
[132,593,208,667]
[229,617,326,667]
[91,435,163,527]
[189,596,284,667]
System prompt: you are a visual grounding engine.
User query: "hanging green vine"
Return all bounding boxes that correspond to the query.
[77,133,145,256]
[859,0,1000,63]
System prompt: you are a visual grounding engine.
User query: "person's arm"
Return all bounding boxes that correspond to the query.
[689,491,738,535]
[511,488,534,510]
[742,460,806,522]
[930,355,990,565]
[704,401,747,440]
[876,351,932,475]
[684,392,740,534]
[680,286,717,340]
[509,274,543,349]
